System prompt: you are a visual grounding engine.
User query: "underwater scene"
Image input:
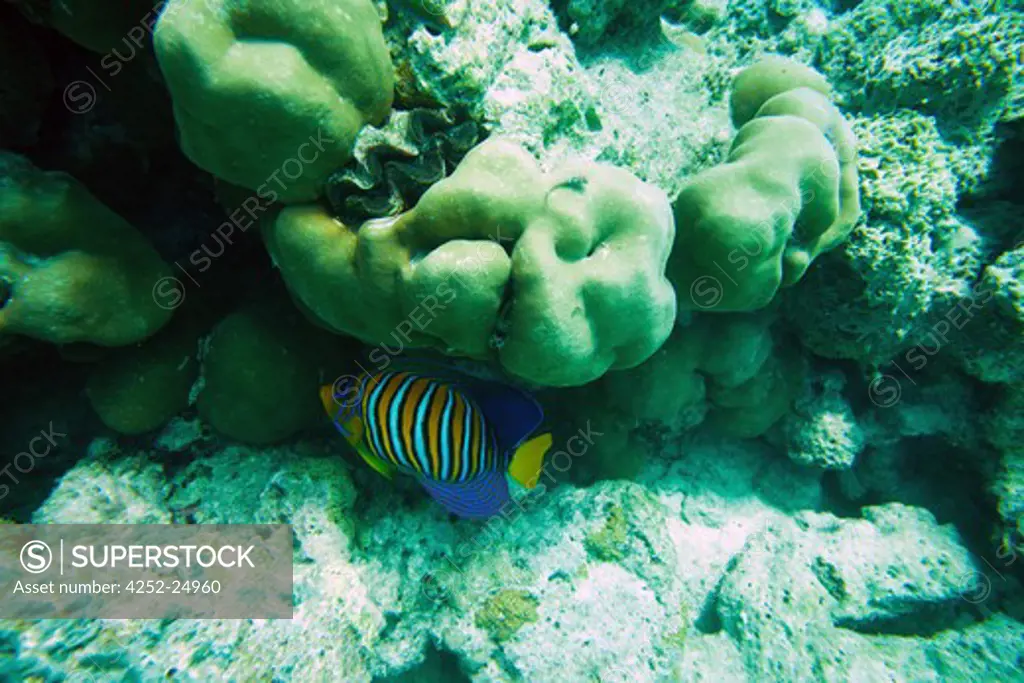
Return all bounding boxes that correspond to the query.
[0,0,1023,680]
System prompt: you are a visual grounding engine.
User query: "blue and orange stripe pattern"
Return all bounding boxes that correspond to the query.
[357,371,499,482]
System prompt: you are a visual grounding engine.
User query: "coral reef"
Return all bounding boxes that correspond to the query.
[984,385,1024,558]
[266,137,676,387]
[0,152,171,346]
[153,0,394,202]
[818,0,1023,141]
[785,111,988,364]
[5,437,1020,681]
[1,0,1022,679]
[786,0,1024,365]
[771,369,865,470]
[388,0,724,193]
[671,56,860,312]
[551,308,804,484]
[954,244,1024,383]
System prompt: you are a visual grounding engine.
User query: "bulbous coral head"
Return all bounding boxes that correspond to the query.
[196,296,355,445]
[154,0,394,203]
[264,138,677,387]
[502,162,677,386]
[0,152,172,346]
[671,57,860,313]
[729,55,831,129]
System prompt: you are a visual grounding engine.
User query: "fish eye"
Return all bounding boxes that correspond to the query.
[0,277,12,309]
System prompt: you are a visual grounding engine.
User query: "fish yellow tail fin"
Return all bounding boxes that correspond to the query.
[508,433,552,489]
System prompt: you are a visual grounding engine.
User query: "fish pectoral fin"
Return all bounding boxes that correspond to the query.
[508,433,552,490]
[354,441,396,480]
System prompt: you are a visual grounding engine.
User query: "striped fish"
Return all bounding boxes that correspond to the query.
[320,367,552,519]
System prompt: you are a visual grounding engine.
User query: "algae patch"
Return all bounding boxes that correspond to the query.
[475,589,540,643]
[584,505,629,562]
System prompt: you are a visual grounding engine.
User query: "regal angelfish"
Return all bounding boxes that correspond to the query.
[320,365,552,519]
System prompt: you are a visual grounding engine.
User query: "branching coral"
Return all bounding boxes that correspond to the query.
[153,0,394,202]
[0,152,171,346]
[264,137,677,387]
[670,56,860,312]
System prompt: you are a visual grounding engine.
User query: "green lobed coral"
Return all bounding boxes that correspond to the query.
[153,0,395,202]
[85,319,202,436]
[552,309,804,482]
[670,56,860,312]
[195,296,357,445]
[265,137,677,387]
[0,152,172,346]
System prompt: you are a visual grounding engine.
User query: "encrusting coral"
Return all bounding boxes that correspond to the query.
[954,245,1024,384]
[153,0,394,203]
[0,152,172,346]
[770,369,866,471]
[671,56,860,312]
[784,111,986,365]
[264,137,677,387]
[983,385,1024,559]
[818,0,1023,140]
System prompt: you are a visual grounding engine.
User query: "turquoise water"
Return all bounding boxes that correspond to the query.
[1,0,1022,680]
